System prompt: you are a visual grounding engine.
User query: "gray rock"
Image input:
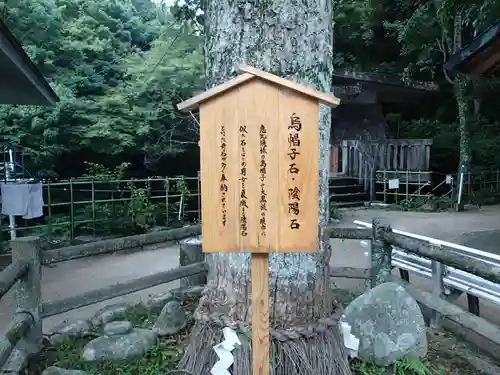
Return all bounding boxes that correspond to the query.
[81,328,157,361]
[104,321,132,336]
[145,285,204,313]
[91,303,130,326]
[42,367,89,375]
[343,282,427,366]
[48,320,92,344]
[152,300,188,336]
[171,285,205,300]
[144,292,174,313]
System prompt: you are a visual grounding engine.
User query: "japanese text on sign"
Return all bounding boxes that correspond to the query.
[287,113,302,230]
[220,124,228,227]
[239,125,249,237]
[259,125,268,237]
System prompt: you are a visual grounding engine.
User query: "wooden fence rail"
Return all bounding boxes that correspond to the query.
[41,262,208,318]
[42,224,201,265]
[0,225,203,371]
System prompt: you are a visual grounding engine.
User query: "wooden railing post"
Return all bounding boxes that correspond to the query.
[430,260,445,327]
[11,237,42,354]
[341,141,348,174]
[179,237,206,288]
[370,219,392,288]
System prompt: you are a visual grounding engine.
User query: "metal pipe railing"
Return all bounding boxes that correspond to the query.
[354,219,500,309]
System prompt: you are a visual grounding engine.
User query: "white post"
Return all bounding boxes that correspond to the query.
[5,148,16,240]
[178,194,184,221]
[456,164,465,212]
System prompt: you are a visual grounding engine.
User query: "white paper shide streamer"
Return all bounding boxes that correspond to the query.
[211,327,241,375]
[340,316,360,359]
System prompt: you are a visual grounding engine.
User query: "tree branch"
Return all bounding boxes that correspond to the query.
[437,31,454,84]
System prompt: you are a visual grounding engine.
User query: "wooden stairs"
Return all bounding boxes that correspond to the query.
[329,176,368,208]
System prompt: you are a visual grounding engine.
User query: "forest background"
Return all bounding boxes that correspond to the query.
[3,0,500,181]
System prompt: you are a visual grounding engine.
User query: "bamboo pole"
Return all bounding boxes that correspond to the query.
[69,179,75,239]
[91,178,96,235]
[47,181,52,242]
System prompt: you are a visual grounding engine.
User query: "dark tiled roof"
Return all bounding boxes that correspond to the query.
[0,18,58,105]
[445,22,500,76]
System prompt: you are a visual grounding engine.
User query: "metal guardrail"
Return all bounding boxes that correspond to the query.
[354,220,500,307]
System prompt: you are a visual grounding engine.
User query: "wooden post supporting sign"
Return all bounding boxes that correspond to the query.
[178,65,340,375]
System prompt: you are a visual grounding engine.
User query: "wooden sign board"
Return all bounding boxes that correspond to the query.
[178,65,340,375]
[178,65,340,254]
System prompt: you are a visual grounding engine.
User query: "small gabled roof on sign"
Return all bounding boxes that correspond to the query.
[177,64,340,112]
[238,65,340,106]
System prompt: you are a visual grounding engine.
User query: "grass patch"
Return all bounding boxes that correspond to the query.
[31,340,182,375]
[351,357,431,375]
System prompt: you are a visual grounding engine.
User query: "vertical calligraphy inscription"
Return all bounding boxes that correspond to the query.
[220,124,228,227]
[287,113,302,231]
[259,125,268,238]
[239,125,249,237]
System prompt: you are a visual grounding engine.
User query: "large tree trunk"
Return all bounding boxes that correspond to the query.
[455,74,472,211]
[449,14,472,211]
[179,1,351,374]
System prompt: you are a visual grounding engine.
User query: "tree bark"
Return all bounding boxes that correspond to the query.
[455,76,471,169]
[180,1,350,374]
[202,0,334,326]
[455,74,472,211]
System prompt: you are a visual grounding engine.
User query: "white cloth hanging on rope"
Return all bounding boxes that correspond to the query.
[23,183,44,219]
[1,183,29,216]
[0,182,44,219]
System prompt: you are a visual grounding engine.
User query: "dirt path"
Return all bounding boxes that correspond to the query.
[1,205,500,335]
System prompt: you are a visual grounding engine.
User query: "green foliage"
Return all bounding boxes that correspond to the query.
[333,0,375,70]
[352,357,431,375]
[171,0,205,29]
[82,161,131,181]
[389,113,500,174]
[80,163,160,233]
[0,0,203,177]
[399,196,453,212]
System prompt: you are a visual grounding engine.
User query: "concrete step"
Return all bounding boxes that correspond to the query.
[329,176,359,187]
[330,184,364,195]
[330,192,367,199]
[330,200,367,208]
